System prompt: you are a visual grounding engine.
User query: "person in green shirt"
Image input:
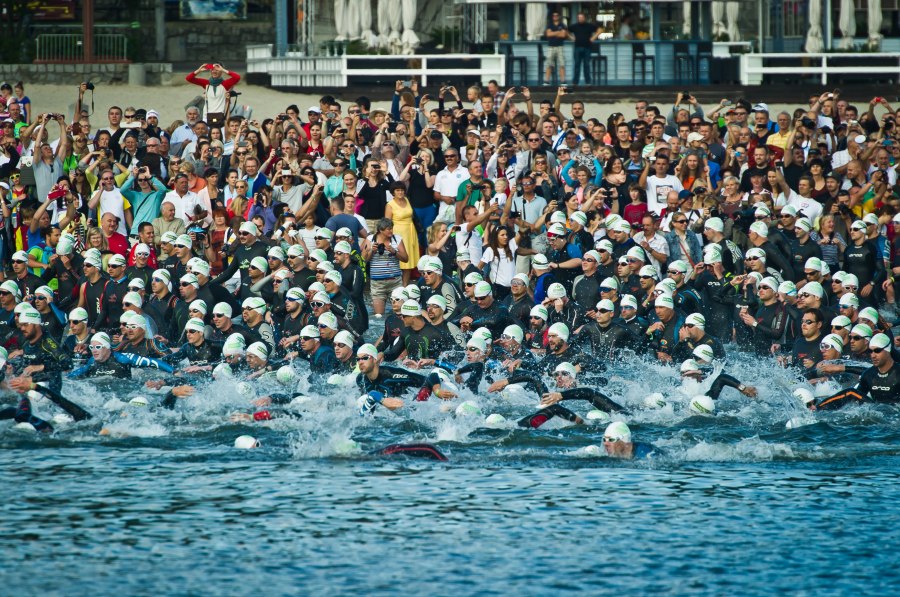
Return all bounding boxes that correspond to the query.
[454,160,484,222]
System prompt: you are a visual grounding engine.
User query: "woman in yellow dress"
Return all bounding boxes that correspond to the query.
[384,181,420,284]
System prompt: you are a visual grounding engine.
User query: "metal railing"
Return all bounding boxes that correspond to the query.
[740,52,900,85]
[34,33,129,63]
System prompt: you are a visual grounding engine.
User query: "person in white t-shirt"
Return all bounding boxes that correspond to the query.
[640,153,683,215]
[165,173,210,227]
[775,170,823,225]
[87,171,132,235]
[455,203,497,266]
[433,149,467,223]
[479,225,519,299]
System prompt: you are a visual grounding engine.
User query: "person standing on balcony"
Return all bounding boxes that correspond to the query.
[544,11,569,86]
[569,12,603,87]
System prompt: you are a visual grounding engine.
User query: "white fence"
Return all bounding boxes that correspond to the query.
[247,45,506,87]
[740,52,900,85]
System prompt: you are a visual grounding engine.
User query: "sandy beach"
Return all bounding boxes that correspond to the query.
[23,81,801,131]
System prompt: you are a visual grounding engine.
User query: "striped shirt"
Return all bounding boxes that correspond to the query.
[369,235,402,280]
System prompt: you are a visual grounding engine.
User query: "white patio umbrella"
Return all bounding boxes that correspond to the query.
[377,0,392,48]
[525,4,546,41]
[868,0,883,48]
[712,1,726,38]
[682,1,692,36]
[804,0,824,53]
[401,0,420,54]
[838,0,856,49]
[334,0,349,41]
[357,0,375,46]
[726,2,741,42]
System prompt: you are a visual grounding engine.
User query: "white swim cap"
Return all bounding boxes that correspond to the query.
[234,435,260,449]
[690,395,716,415]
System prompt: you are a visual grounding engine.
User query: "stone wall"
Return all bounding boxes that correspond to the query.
[0,63,174,85]
[163,21,275,64]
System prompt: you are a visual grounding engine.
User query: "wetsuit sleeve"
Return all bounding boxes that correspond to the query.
[68,358,96,379]
[517,404,581,428]
[210,250,241,286]
[708,373,743,399]
[115,352,175,373]
[756,304,788,340]
[506,372,550,394]
[560,387,627,413]
[381,335,406,362]
[31,386,92,421]
[842,363,870,376]
[12,396,53,432]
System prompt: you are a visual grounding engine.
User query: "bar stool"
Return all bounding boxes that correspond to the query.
[590,45,608,86]
[673,44,696,85]
[632,43,655,85]
[503,45,527,86]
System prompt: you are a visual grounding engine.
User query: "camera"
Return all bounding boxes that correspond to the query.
[387,122,399,134]
[377,243,386,255]
[84,81,95,91]
[102,148,113,158]
[188,225,206,237]
[682,91,691,99]
[509,210,521,220]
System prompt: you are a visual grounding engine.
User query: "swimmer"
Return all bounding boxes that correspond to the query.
[602,422,656,459]
[813,334,900,410]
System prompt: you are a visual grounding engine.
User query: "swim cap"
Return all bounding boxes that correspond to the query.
[473,281,493,298]
[620,294,638,310]
[239,221,259,236]
[287,244,306,258]
[831,315,852,329]
[222,336,245,356]
[189,299,207,315]
[802,281,824,298]
[485,413,507,428]
[466,336,488,353]
[589,299,612,313]
[248,256,268,273]
[839,293,859,309]
[334,330,355,348]
[18,310,42,325]
[300,324,320,339]
[858,307,880,324]
[554,362,577,378]
[309,249,329,263]
[267,246,286,262]
[184,318,206,333]
[745,247,766,261]
[820,333,844,353]
[546,282,567,299]
[426,294,447,311]
[638,265,659,279]
[323,270,342,285]
[668,260,690,275]
[778,281,797,296]
[531,254,550,270]
[456,249,472,262]
[455,401,482,417]
[870,334,891,351]
[212,363,233,379]
[213,302,233,318]
[692,344,716,363]
[356,343,378,359]
[390,287,409,302]
[749,221,769,237]
[680,359,701,374]
[399,299,422,317]
[795,218,813,233]
[704,217,724,232]
[600,277,619,291]
[123,291,143,308]
[569,211,587,227]
[318,311,339,330]
[246,342,269,361]
[685,313,706,329]
[502,324,524,344]
[0,346,7,367]
[643,393,667,409]
[603,421,632,443]
[547,322,570,342]
[159,231,178,245]
[473,327,493,345]
[585,410,610,423]
[604,214,622,228]
[759,276,779,292]
[793,388,815,405]
[626,246,646,262]
[703,245,723,264]
[56,237,74,255]
[530,304,549,320]
[850,323,873,339]
[595,239,614,254]
[315,227,334,240]
[69,307,89,322]
[612,220,631,234]
[690,395,716,415]
[242,296,267,313]
[654,295,674,309]
[90,332,111,350]
[804,257,823,272]
[234,435,260,449]
[839,275,861,291]
[276,365,296,385]
[745,272,764,285]
[129,396,148,407]
[404,284,421,300]
[658,278,677,293]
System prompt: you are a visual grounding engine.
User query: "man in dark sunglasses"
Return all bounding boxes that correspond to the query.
[813,333,898,409]
[209,221,269,295]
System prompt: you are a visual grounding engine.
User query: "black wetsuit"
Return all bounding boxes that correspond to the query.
[42,254,83,310]
[15,333,71,392]
[0,385,92,432]
[576,320,640,358]
[815,361,900,410]
[164,341,222,367]
[356,365,428,397]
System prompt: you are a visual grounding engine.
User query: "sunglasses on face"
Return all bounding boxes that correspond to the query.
[356,355,371,361]
[311,302,326,309]
[88,344,107,350]
[832,325,845,331]
[868,347,885,355]
[300,336,317,342]
[466,346,481,352]
[801,319,818,325]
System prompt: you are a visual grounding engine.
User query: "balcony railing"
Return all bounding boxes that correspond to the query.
[34,33,129,63]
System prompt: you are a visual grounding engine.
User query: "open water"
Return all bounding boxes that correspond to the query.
[3,345,900,595]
